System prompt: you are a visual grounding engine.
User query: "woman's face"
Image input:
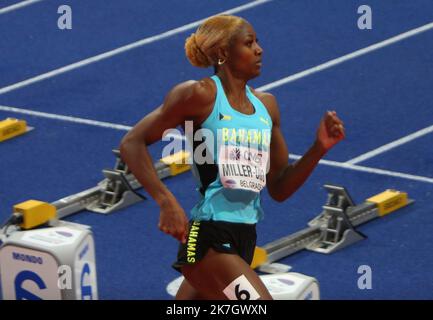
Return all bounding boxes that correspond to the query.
[227,23,263,79]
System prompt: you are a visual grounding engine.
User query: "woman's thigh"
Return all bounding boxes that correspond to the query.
[175,278,205,300]
[181,248,272,300]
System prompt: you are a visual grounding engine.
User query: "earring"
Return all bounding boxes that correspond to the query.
[218,58,226,65]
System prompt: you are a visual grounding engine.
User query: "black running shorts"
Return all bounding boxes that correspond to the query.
[172,219,257,273]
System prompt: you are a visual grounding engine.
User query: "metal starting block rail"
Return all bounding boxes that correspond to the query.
[251,185,414,269]
[0,150,190,237]
[53,150,191,219]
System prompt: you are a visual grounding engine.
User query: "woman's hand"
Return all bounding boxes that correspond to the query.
[316,111,345,152]
[158,196,190,244]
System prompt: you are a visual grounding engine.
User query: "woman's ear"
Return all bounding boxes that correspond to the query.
[217,47,229,63]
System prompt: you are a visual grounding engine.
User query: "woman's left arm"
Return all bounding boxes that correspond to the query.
[262,92,345,202]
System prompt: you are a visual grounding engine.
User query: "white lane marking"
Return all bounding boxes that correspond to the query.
[346,124,433,164]
[257,22,433,92]
[0,0,272,95]
[2,104,431,184]
[0,0,45,15]
[289,154,433,184]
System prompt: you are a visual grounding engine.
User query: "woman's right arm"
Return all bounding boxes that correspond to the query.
[119,79,214,243]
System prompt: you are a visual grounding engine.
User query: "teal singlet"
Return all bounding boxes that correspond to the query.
[189,75,273,224]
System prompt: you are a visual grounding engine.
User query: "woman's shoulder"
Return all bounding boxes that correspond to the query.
[169,77,216,106]
[163,77,216,122]
[248,87,280,123]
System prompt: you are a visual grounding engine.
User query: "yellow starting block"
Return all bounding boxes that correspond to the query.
[251,246,267,269]
[251,185,413,270]
[160,151,191,176]
[13,200,57,230]
[367,189,408,216]
[0,118,32,142]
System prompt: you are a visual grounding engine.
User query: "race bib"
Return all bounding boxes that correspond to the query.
[218,145,269,193]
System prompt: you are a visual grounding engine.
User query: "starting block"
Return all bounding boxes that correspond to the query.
[251,185,414,269]
[0,118,32,142]
[13,200,57,230]
[52,149,191,218]
[0,149,191,226]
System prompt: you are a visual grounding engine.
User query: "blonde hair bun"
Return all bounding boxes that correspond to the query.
[184,15,246,68]
[185,33,212,68]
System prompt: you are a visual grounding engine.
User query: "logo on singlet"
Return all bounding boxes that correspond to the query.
[229,148,241,161]
[260,117,270,127]
[219,113,232,121]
